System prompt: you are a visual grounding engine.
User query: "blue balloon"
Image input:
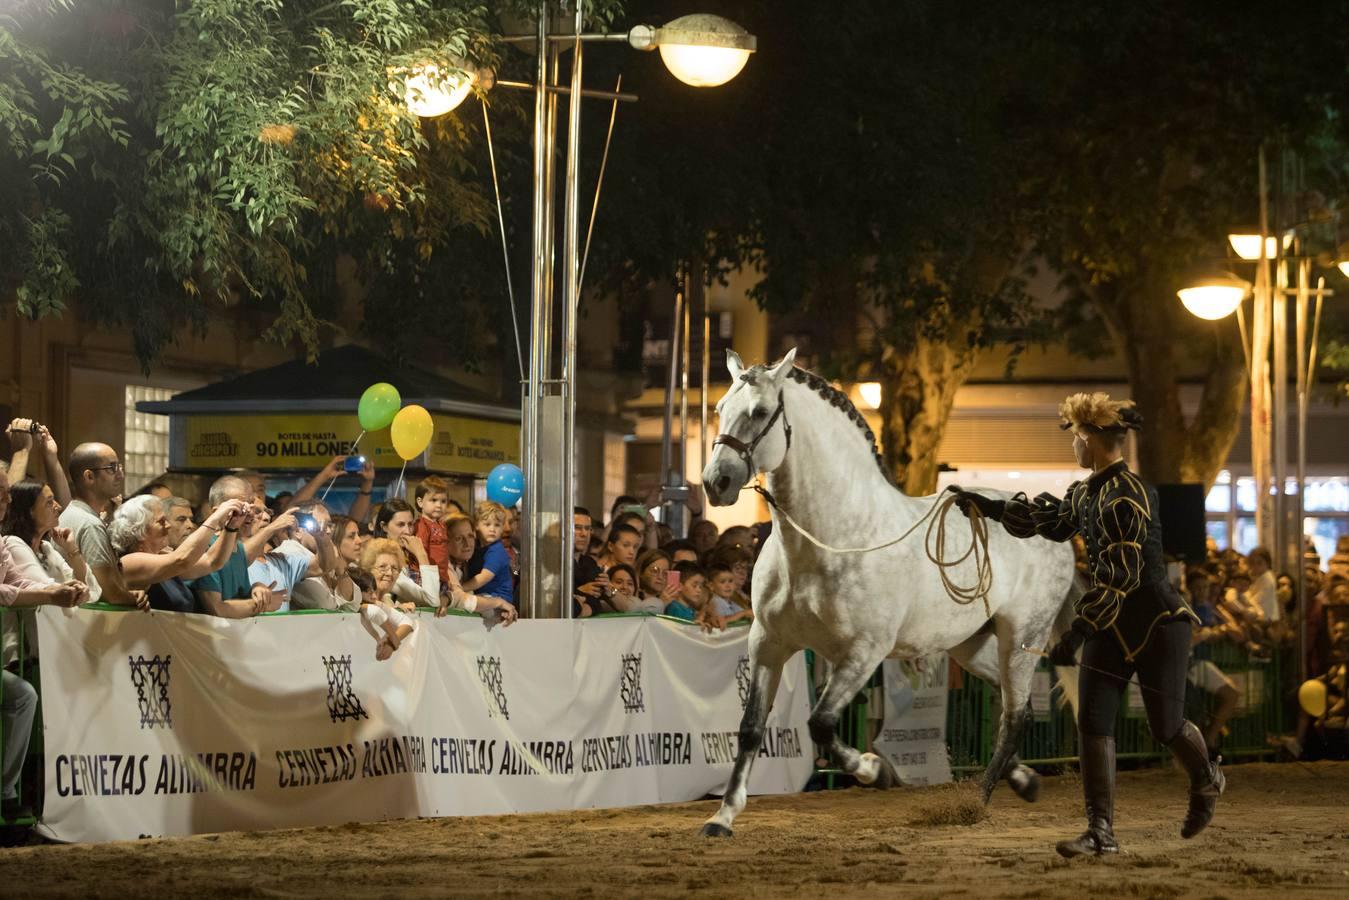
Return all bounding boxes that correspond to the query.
[486,463,524,507]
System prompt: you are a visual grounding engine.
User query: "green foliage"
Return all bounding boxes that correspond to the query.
[0,0,544,364]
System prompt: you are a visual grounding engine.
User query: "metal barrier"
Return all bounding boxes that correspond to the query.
[809,642,1291,781]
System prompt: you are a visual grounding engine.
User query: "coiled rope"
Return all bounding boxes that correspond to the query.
[750,483,994,616]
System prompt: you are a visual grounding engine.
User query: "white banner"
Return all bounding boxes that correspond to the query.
[34,608,811,842]
[873,655,952,786]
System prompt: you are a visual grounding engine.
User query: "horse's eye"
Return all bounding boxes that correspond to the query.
[749,407,767,420]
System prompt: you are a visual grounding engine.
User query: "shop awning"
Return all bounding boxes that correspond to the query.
[137,345,520,477]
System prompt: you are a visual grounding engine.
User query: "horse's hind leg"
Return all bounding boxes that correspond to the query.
[701,629,793,838]
[950,629,1039,804]
[807,647,899,790]
[979,630,1040,804]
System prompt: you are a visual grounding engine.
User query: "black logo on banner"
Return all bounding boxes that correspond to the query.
[620,653,645,714]
[323,655,368,723]
[129,654,173,729]
[477,655,509,719]
[736,655,752,710]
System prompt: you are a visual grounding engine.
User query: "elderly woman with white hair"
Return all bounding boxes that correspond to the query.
[108,495,251,613]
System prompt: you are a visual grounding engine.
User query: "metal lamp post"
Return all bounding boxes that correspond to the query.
[1177,146,1344,684]
[406,3,757,618]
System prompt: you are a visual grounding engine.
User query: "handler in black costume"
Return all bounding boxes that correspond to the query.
[952,393,1223,858]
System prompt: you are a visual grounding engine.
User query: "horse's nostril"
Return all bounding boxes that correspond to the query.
[715,475,731,495]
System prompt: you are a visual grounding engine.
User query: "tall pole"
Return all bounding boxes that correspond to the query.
[522,2,553,619]
[1294,257,1309,683]
[559,0,584,617]
[1273,255,1289,568]
[679,264,692,534]
[660,270,686,533]
[700,292,711,481]
[1251,147,1273,553]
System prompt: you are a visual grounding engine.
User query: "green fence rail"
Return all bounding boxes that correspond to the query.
[809,642,1291,782]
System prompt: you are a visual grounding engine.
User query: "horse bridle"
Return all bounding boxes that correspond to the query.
[712,383,792,479]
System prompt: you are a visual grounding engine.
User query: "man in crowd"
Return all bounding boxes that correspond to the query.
[186,475,278,617]
[60,443,146,609]
[1246,546,1279,622]
[164,497,196,549]
[269,501,344,611]
[572,506,605,616]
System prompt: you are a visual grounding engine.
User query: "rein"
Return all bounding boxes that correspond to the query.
[750,482,995,617]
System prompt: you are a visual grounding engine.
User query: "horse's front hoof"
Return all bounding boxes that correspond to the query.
[862,752,902,790]
[979,779,996,806]
[701,822,734,838]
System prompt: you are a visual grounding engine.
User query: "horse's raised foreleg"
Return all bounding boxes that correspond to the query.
[807,649,899,790]
[701,629,792,838]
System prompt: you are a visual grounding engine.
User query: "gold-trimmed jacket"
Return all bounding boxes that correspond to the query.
[998,460,1198,659]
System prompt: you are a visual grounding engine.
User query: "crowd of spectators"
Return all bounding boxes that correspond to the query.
[569,498,760,631]
[0,419,769,820]
[1135,535,1349,759]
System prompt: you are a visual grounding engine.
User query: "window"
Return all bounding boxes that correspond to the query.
[1206,470,1349,564]
[124,386,173,493]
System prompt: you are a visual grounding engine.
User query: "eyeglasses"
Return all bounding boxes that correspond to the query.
[370,562,401,574]
[89,463,124,474]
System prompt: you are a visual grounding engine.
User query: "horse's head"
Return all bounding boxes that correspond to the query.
[702,347,797,507]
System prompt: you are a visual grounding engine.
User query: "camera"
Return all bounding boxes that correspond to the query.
[27,421,41,434]
[296,514,319,533]
[343,455,366,475]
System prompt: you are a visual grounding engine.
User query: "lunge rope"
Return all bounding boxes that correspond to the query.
[749,484,994,616]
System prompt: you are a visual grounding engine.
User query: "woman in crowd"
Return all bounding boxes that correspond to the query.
[615,549,677,614]
[1,480,101,667]
[109,495,251,612]
[357,538,417,661]
[438,512,516,625]
[372,500,440,604]
[605,563,639,609]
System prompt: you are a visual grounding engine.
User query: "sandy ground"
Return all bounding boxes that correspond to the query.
[6,761,1349,899]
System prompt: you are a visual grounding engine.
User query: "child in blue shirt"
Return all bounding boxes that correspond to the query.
[462,501,514,607]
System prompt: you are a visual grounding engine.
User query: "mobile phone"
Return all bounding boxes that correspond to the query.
[296,514,318,533]
[344,455,366,475]
[620,504,647,518]
[666,570,682,592]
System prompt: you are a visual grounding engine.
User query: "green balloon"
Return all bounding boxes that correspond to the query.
[358,382,401,431]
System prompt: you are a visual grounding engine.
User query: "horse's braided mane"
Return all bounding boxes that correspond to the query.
[768,365,888,478]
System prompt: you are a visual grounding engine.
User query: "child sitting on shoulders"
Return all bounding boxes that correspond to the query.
[460,501,514,607]
[412,476,452,589]
[707,562,753,625]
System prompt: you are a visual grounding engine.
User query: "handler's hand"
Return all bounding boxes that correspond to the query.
[1048,629,1085,667]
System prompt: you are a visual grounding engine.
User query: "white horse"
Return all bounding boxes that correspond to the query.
[700,349,1081,838]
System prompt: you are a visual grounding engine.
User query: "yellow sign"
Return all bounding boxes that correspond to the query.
[426,414,521,475]
[181,413,518,476]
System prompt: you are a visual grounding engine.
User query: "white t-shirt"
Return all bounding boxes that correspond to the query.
[711,595,744,618]
[2,536,103,665]
[1248,569,1280,622]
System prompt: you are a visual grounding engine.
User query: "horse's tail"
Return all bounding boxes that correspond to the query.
[1050,572,1087,719]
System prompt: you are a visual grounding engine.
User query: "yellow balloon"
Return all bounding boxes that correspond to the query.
[1298,679,1328,718]
[390,405,434,461]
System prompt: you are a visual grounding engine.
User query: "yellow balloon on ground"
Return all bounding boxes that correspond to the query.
[390,405,434,461]
[1298,679,1328,718]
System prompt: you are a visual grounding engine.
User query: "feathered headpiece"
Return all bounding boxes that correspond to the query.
[1058,392,1143,433]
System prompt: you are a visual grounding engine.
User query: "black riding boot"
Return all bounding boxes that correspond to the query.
[1056,734,1119,858]
[1168,719,1225,839]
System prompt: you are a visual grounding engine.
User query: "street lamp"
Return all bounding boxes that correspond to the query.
[404,3,756,619]
[1177,271,1250,320]
[400,62,476,117]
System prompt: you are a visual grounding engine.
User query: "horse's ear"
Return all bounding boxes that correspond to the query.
[766,347,797,381]
[726,349,745,380]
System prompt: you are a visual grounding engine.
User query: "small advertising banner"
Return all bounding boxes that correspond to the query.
[35,610,810,843]
[873,655,953,786]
